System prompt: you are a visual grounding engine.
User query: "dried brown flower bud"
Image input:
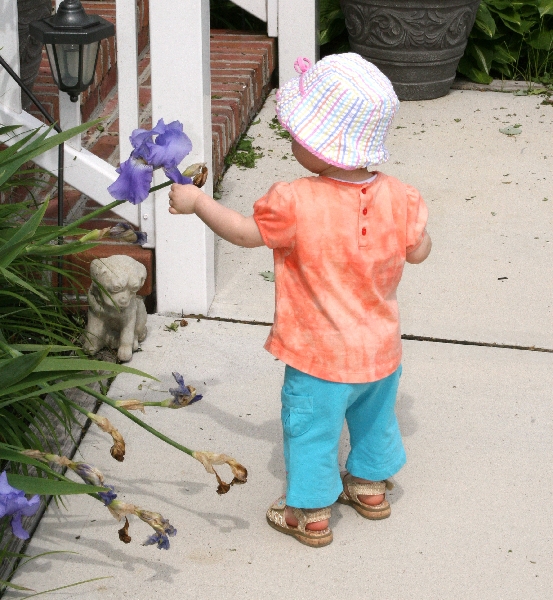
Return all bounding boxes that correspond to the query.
[118,517,132,544]
[192,451,248,495]
[183,162,208,188]
[88,413,126,462]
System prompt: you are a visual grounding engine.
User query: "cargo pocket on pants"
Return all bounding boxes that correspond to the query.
[281,391,313,437]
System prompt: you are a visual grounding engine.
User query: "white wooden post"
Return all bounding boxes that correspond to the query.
[59,92,82,150]
[0,0,23,113]
[115,0,139,162]
[115,0,152,244]
[277,0,319,84]
[149,0,214,315]
[267,0,278,37]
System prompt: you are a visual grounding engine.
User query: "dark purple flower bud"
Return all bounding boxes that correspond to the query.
[108,223,148,246]
[98,484,118,506]
[0,471,40,540]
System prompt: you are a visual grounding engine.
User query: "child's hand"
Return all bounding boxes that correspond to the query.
[168,183,203,215]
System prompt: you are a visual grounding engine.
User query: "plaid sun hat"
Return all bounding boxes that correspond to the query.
[276,53,400,169]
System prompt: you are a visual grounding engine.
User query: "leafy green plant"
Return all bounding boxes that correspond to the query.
[225,134,263,168]
[0,123,248,594]
[319,0,350,55]
[458,0,553,85]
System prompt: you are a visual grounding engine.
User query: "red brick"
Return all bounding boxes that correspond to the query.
[211,40,272,80]
[88,135,118,161]
[62,244,154,296]
[211,114,232,156]
[44,188,83,220]
[211,101,239,141]
[211,58,263,97]
[211,72,255,109]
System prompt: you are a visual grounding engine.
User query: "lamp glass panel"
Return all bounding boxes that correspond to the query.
[82,42,99,87]
[56,43,81,88]
[45,44,60,87]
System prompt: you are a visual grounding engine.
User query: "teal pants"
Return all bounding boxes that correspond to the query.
[281,365,405,508]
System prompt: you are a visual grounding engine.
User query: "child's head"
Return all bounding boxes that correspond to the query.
[276,53,399,170]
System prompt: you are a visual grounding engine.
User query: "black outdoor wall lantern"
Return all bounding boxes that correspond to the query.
[29,0,114,102]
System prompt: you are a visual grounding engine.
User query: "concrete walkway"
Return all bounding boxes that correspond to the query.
[5,89,552,599]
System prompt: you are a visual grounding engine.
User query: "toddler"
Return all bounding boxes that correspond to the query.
[168,53,431,548]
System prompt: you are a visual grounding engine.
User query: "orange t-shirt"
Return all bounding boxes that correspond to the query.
[253,172,428,383]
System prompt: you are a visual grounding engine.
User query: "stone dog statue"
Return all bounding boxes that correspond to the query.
[83,255,147,362]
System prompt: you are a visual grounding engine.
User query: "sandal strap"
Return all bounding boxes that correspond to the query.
[342,473,393,504]
[290,506,332,533]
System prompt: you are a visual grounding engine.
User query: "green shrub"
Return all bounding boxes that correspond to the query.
[458,0,553,84]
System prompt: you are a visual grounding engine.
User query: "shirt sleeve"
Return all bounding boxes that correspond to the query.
[253,181,297,250]
[405,185,429,254]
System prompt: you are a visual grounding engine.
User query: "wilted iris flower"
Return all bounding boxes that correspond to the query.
[109,222,148,246]
[71,462,118,504]
[0,471,40,540]
[192,451,248,495]
[108,119,193,205]
[166,372,203,408]
[108,501,177,550]
[137,509,177,550]
[87,413,126,462]
[23,452,118,506]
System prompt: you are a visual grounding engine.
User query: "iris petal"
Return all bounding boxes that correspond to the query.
[19,494,40,517]
[130,118,167,150]
[108,158,153,205]
[10,513,30,540]
[163,167,193,185]
[142,122,192,169]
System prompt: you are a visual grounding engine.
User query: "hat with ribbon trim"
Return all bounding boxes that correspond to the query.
[276,53,399,169]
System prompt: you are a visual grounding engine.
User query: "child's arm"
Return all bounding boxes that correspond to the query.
[406,230,432,264]
[168,183,264,248]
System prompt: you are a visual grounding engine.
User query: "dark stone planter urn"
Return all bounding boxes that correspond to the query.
[340,0,481,101]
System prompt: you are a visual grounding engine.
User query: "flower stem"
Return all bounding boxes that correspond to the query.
[77,386,195,457]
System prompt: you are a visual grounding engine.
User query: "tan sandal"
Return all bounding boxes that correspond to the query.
[337,472,393,520]
[266,495,333,547]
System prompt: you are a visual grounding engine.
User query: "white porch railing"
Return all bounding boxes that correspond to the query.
[0,0,317,315]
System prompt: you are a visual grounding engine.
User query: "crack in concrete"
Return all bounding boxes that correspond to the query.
[179,314,553,354]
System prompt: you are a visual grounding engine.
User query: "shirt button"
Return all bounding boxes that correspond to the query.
[361,188,367,194]
[362,207,367,215]
[361,227,366,236]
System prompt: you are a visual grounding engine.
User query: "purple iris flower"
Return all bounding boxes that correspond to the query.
[0,471,40,540]
[108,119,193,205]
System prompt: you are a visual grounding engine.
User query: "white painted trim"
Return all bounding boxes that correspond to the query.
[0,0,23,113]
[267,0,278,37]
[149,0,214,314]
[115,0,139,163]
[59,92,82,150]
[0,102,139,225]
[229,0,267,21]
[278,0,319,84]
